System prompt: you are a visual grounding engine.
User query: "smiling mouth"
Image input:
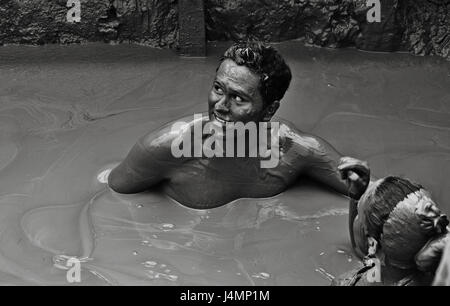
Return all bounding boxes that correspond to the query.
[213,113,230,124]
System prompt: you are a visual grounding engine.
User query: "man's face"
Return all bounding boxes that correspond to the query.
[208,59,267,124]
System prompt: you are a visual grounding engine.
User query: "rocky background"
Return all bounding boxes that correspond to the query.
[0,0,448,60]
[207,0,450,60]
[0,0,179,47]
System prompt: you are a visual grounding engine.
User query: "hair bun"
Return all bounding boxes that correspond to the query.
[359,177,447,270]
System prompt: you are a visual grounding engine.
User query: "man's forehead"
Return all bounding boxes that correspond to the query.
[216,59,260,90]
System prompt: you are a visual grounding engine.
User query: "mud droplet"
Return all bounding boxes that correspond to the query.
[315,267,335,281]
[166,275,178,282]
[162,223,174,230]
[252,272,270,280]
[143,261,157,268]
[146,270,178,282]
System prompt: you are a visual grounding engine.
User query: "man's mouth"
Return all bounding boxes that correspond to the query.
[213,113,230,124]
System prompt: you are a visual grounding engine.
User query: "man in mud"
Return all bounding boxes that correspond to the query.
[108,41,370,209]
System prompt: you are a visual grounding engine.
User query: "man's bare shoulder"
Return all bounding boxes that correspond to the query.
[275,116,324,157]
[138,113,207,152]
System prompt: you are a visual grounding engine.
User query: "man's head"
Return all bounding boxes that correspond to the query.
[208,41,292,124]
[359,176,448,269]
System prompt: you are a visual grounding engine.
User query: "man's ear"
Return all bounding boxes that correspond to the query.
[262,101,280,121]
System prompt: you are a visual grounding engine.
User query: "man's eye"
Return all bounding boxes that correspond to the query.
[214,85,223,94]
[232,95,244,103]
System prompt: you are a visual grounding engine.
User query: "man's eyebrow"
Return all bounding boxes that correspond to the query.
[214,78,254,100]
[229,88,252,100]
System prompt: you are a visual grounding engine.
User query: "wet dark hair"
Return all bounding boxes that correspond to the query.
[363,176,423,240]
[219,41,292,107]
[361,176,449,269]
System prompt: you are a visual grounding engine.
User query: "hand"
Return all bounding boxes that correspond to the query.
[415,233,450,272]
[338,157,371,200]
[415,196,449,234]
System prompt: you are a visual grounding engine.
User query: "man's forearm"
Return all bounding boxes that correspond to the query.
[305,146,371,200]
[108,139,167,194]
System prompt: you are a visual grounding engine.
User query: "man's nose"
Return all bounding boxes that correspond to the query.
[215,96,230,113]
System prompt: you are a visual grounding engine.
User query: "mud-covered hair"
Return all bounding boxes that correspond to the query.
[219,41,292,107]
[362,176,423,240]
[360,176,449,269]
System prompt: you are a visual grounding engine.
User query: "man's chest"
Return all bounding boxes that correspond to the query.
[164,157,299,208]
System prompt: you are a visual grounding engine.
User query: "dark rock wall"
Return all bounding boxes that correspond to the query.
[0,0,178,47]
[178,0,206,56]
[0,0,448,60]
[206,0,449,60]
[400,0,450,59]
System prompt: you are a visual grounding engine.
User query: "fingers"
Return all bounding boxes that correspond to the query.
[338,157,371,200]
[347,171,360,182]
[367,237,378,257]
[338,157,370,180]
[420,221,434,232]
[415,233,449,272]
[338,157,369,173]
[340,170,361,184]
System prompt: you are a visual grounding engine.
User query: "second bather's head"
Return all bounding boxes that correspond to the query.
[209,41,292,125]
[358,176,449,270]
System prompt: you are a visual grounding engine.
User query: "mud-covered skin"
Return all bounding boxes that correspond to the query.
[109,58,363,209]
[350,182,449,266]
[335,170,450,286]
[332,264,434,286]
[338,160,372,257]
[417,233,450,273]
[108,114,356,209]
[434,237,450,285]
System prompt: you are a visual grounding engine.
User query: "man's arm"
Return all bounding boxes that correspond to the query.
[293,131,370,200]
[108,122,181,194]
[302,133,372,257]
[302,134,348,195]
[108,137,167,194]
